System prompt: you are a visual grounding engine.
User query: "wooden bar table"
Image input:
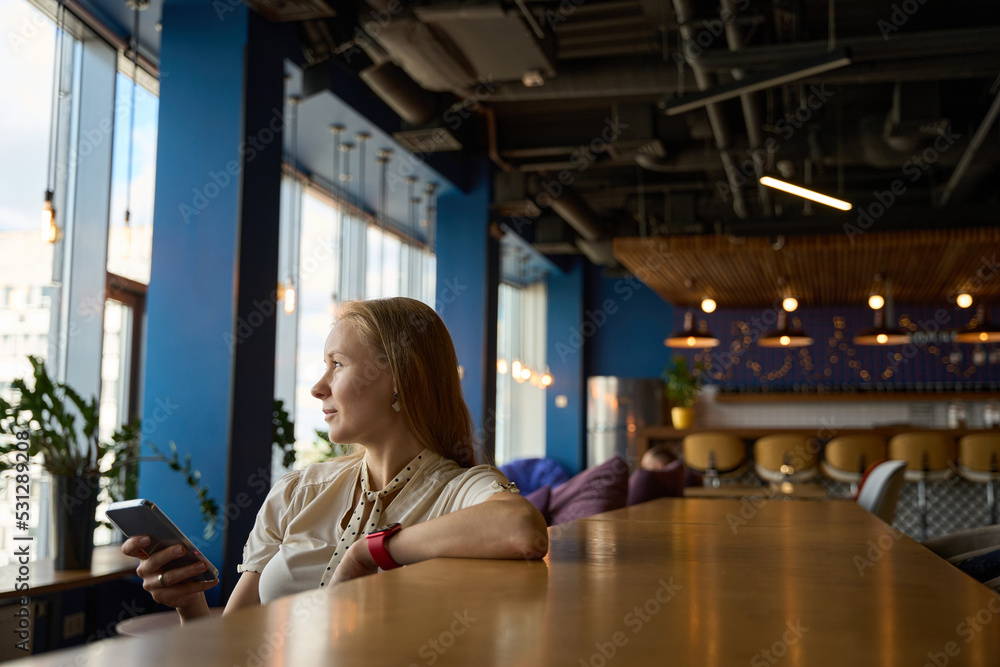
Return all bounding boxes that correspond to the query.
[10,500,1000,666]
[0,545,138,600]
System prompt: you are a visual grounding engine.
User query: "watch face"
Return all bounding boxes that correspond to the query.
[371,522,400,535]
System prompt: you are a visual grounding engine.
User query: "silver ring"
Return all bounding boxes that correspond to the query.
[158,573,169,587]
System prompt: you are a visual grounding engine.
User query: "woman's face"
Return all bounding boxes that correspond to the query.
[310,320,396,446]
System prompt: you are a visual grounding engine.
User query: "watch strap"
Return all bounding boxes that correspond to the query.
[367,523,403,570]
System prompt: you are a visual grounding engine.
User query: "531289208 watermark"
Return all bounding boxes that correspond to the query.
[9,428,33,653]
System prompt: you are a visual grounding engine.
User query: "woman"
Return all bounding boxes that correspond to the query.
[122,297,548,622]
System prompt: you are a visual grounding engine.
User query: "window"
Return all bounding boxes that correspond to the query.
[495,280,547,465]
[273,174,437,478]
[106,70,158,283]
[0,0,157,559]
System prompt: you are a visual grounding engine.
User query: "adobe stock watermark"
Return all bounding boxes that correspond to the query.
[853,523,906,575]
[920,593,1000,667]
[553,250,670,363]
[750,619,809,666]
[382,75,500,193]
[718,85,834,203]
[726,419,837,535]
[843,126,961,242]
[877,0,930,40]
[579,578,683,667]
[670,0,753,65]
[408,610,477,666]
[179,106,289,224]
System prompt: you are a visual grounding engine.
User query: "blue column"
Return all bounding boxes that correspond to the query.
[435,157,498,461]
[545,258,586,474]
[140,4,284,604]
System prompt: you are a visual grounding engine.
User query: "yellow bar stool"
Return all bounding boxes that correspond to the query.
[682,433,747,488]
[958,433,1000,524]
[822,435,888,495]
[753,434,820,484]
[888,432,958,539]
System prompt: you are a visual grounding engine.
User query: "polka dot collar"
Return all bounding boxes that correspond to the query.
[319,448,432,587]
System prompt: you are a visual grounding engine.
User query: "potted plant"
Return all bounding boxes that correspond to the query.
[662,355,706,429]
[0,356,218,569]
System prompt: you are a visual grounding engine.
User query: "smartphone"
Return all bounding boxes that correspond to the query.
[106,499,219,583]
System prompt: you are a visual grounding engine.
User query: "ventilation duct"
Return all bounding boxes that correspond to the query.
[359,61,438,125]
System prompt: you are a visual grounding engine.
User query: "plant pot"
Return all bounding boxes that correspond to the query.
[671,406,695,429]
[53,475,101,570]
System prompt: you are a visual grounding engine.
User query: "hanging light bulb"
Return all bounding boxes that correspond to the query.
[701,297,716,313]
[41,190,59,243]
[541,368,553,387]
[520,366,532,381]
[782,297,798,312]
[867,274,885,310]
[957,293,974,309]
[511,359,522,378]
[497,358,508,375]
[282,279,296,314]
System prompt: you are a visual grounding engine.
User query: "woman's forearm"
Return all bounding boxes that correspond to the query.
[386,494,548,565]
[176,593,211,624]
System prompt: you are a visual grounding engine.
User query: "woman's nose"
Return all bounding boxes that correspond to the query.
[311,379,328,399]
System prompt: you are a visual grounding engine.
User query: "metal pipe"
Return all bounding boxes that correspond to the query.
[939,76,1000,206]
[672,0,748,219]
[720,0,771,216]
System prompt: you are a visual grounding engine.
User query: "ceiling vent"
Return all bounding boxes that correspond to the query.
[607,139,666,162]
[392,127,464,152]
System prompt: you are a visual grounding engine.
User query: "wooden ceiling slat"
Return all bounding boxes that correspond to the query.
[613,229,1000,308]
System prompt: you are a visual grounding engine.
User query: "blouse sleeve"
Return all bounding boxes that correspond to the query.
[444,465,519,511]
[237,469,301,574]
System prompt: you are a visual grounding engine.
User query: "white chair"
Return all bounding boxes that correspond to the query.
[856,460,907,525]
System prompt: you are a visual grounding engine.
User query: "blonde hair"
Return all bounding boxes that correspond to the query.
[335,297,483,467]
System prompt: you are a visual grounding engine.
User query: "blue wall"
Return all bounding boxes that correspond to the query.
[545,258,586,474]
[140,3,253,601]
[583,263,677,379]
[435,158,494,449]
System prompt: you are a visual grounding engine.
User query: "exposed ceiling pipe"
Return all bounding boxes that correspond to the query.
[720,0,771,216]
[489,58,682,101]
[349,15,439,125]
[695,26,1000,71]
[536,183,604,242]
[671,0,749,219]
[939,76,1000,206]
[529,176,619,265]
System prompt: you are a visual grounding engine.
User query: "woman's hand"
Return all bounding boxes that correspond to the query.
[331,539,380,584]
[121,536,219,613]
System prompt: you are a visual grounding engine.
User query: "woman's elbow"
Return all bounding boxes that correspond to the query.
[509,505,549,560]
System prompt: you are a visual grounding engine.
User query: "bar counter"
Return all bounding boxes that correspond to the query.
[10,498,1000,666]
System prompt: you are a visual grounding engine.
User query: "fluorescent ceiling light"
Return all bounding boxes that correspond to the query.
[759,177,853,211]
[662,50,851,116]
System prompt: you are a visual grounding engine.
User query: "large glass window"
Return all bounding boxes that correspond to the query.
[106,70,158,283]
[495,280,547,465]
[274,174,437,476]
[0,0,63,566]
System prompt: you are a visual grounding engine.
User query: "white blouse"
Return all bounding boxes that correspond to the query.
[238,448,518,604]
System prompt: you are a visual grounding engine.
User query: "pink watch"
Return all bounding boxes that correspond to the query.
[366,523,403,570]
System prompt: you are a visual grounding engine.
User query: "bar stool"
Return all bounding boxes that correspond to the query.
[753,434,820,484]
[957,433,1000,524]
[888,432,957,540]
[822,435,888,495]
[682,433,747,487]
